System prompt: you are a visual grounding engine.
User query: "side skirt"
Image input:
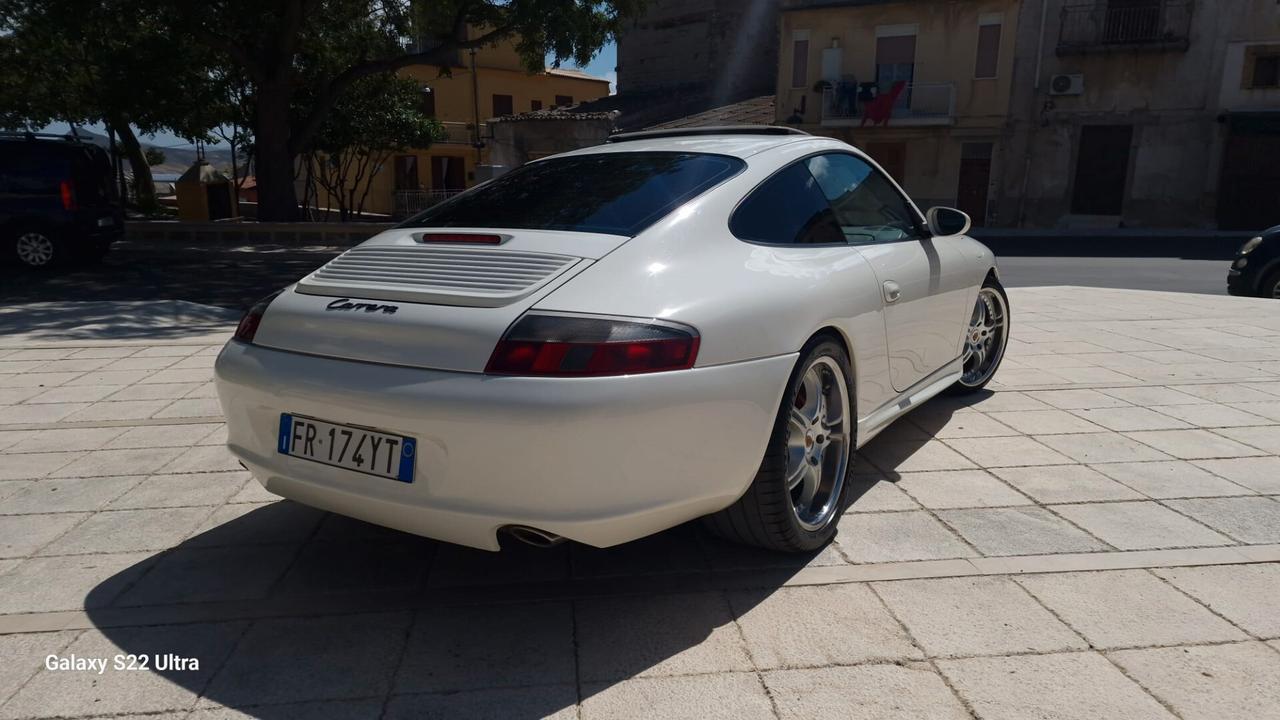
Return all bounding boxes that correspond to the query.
[855,357,964,449]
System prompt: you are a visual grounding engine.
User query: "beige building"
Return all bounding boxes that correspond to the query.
[1001,0,1280,229]
[316,28,611,218]
[776,0,1022,225]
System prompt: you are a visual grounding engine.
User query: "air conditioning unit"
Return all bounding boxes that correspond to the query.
[1049,73,1084,96]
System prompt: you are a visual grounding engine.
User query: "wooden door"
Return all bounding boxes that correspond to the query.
[1071,125,1132,215]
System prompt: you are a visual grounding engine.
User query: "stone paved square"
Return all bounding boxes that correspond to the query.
[1,287,1279,719]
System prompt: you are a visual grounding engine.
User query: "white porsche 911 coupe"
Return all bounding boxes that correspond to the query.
[215,126,1008,553]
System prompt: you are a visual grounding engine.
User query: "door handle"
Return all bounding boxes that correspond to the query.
[883,281,902,304]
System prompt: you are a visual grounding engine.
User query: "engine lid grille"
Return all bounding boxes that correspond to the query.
[295,245,581,307]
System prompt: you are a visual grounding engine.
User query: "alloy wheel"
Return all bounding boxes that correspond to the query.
[15,232,55,267]
[960,286,1008,387]
[784,356,851,531]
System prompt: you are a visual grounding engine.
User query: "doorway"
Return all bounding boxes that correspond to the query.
[430,156,467,191]
[1218,118,1280,231]
[1071,125,1132,215]
[957,142,993,226]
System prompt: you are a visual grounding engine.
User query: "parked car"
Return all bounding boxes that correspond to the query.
[0,133,124,268]
[1228,225,1280,299]
[215,127,1008,553]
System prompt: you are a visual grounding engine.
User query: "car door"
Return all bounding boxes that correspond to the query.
[804,153,970,392]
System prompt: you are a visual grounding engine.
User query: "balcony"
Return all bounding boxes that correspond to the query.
[1057,0,1192,55]
[392,189,465,219]
[435,121,486,145]
[820,82,956,128]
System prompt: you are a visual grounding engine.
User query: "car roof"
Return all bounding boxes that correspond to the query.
[555,131,849,160]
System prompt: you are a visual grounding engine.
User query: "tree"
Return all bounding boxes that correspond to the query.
[160,0,642,220]
[305,73,445,221]
[0,0,225,210]
[144,147,167,166]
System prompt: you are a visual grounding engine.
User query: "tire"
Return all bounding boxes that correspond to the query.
[1261,266,1280,300]
[946,275,1010,395]
[703,337,855,552]
[12,228,62,269]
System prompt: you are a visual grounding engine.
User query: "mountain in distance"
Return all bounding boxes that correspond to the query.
[63,129,236,177]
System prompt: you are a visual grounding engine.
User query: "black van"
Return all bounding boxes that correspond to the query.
[1,133,125,268]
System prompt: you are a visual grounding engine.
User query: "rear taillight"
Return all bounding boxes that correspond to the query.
[418,233,502,245]
[233,290,284,344]
[59,180,76,211]
[486,313,700,377]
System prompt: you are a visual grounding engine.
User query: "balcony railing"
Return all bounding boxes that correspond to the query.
[821,82,956,127]
[435,121,486,145]
[393,189,465,219]
[1058,0,1192,54]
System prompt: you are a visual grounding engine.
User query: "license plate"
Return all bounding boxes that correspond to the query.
[277,414,415,483]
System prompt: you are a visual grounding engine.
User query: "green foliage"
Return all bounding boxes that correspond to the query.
[144,147,167,166]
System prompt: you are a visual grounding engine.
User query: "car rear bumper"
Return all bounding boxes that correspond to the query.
[214,341,794,550]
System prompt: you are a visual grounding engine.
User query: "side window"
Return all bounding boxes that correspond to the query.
[730,161,845,245]
[804,153,921,244]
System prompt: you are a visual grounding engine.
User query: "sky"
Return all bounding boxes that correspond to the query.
[42,41,618,149]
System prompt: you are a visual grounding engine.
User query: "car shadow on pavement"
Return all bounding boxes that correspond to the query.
[82,502,832,718]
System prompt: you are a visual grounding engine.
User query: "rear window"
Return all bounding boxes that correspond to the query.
[403,152,745,236]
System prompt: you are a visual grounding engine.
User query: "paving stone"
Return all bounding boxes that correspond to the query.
[1108,642,1280,720]
[1017,570,1247,649]
[1151,402,1274,428]
[1227,401,1280,423]
[1125,430,1266,460]
[108,471,247,509]
[576,592,751,681]
[1213,426,1280,454]
[426,541,568,588]
[873,576,1086,658]
[1027,389,1132,410]
[106,382,203,401]
[844,475,920,512]
[0,451,82,480]
[1092,460,1255,498]
[7,426,128,453]
[1192,457,1280,493]
[984,409,1104,435]
[1163,497,1280,544]
[1154,564,1280,638]
[38,506,212,555]
[185,501,325,547]
[1,475,143,514]
[966,391,1054,412]
[63,369,153,386]
[0,552,157,613]
[1034,433,1172,463]
[193,699,384,720]
[0,387,42,404]
[26,383,123,403]
[700,533,848,571]
[764,663,970,720]
[64,399,171,422]
[571,525,708,578]
[4,348,76,361]
[909,410,1017,438]
[51,447,185,478]
[103,354,183,370]
[0,402,92,424]
[1173,383,1279,403]
[944,436,1075,467]
[154,397,223,418]
[385,687,576,720]
[0,371,82,388]
[939,506,1110,555]
[0,480,31,503]
[68,346,137,359]
[0,512,86,558]
[274,537,433,596]
[1051,501,1233,549]
[835,510,976,563]
[141,368,213,384]
[159,444,243,473]
[938,652,1175,720]
[860,439,977,475]
[202,612,410,706]
[991,465,1143,503]
[581,673,775,720]
[227,478,281,504]
[729,584,921,669]
[1071,407,1191,431]
[0,631,79,703]
[0,622,243,719]
[102,422,224,449]
[1099,386,1208,406]
[893,469,1031,509]
[116,544,299,606]
[394,602,573,693]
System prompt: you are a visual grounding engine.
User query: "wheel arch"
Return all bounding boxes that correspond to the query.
[804,324,859,428]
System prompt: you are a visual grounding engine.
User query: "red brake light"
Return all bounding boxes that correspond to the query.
[233,290,284,344]
[59,180,76,211]
[486,314,700,377]
[418,233,502,245]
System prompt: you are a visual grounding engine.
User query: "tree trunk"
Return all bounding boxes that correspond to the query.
[112,122,156,212]
[253,85,299,221]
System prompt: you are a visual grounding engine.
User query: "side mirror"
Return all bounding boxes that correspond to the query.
[925,206,971,237]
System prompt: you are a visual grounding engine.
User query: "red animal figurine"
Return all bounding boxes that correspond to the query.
[861,81,907,127]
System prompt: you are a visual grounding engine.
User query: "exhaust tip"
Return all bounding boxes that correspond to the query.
[501,525,566,548]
